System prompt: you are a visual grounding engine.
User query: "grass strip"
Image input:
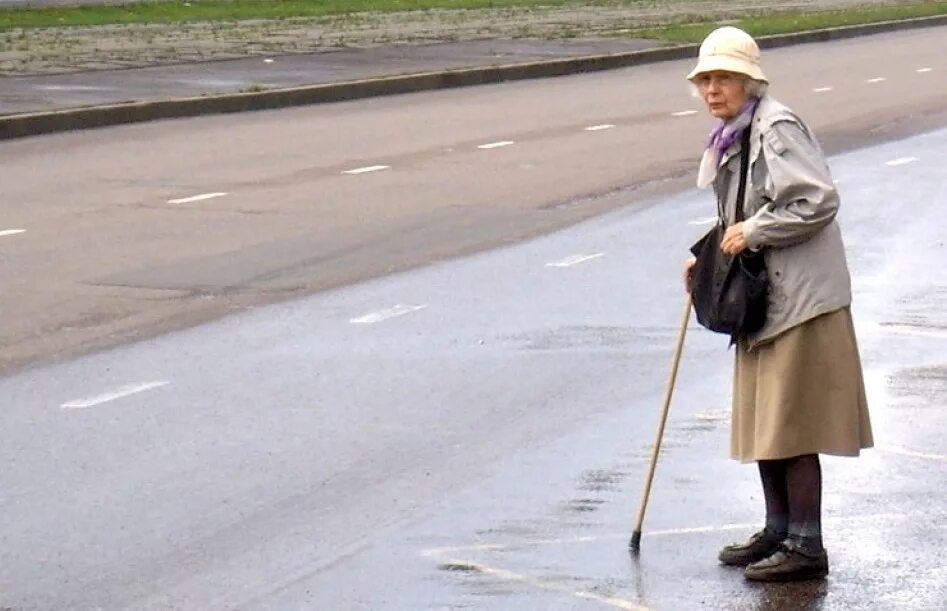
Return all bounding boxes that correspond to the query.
[1,0,582,29]
[2,0,945,31]
[627,2,947,43]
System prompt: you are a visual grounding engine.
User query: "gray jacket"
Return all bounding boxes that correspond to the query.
[714,95,852,347]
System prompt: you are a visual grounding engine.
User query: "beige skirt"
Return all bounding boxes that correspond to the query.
[732,306,873,463]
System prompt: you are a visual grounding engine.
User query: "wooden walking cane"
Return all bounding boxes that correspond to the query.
[629,297,693,553]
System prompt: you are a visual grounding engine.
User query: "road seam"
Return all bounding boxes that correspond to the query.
[434,557,650,610]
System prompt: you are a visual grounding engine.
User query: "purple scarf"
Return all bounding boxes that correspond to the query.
[697,97,760,188]
[708,97,760,155]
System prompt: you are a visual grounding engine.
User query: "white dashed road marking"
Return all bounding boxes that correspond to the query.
[546,253,605,268]
[917,68,932,73]
[478,141,514,150]
[62,381,170,409]
[350,304,427,324]
[885,157,917,167]
[343,165,390,175]
[672,110,698,117]
[584,124,615,132]
[168,192,228,204]
[866,77,886,83]
[263,58,275,63]
[813,87,833,93]
[688,216,719,226]
[0,229,26,237]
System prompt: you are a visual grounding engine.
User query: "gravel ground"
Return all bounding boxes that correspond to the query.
[0,0,926,74]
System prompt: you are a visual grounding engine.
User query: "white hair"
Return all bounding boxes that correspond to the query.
[745,79,769,97]
[689,77,769,98]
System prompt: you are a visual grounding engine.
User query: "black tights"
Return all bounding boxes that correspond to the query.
[758,454,822,545]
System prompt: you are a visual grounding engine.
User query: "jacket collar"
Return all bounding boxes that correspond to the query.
[720,110,765,167]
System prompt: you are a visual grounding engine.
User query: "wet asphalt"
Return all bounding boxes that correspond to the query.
[1,125,945,609]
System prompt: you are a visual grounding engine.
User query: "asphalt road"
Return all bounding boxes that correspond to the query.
[2,125,946,610]
[1,27,944,375]
[1,26,946,610]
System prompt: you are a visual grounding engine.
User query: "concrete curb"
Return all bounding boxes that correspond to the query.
[1,14,945,140]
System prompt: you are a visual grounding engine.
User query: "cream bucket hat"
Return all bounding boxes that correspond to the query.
[686,26,768,83]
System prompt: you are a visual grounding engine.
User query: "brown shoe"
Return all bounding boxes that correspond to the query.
[744,539,829,582]
[718,529,783,566]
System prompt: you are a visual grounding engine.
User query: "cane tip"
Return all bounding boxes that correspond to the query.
[629,530,642,552]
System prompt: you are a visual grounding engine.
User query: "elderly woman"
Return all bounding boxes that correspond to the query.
[684,27,873,581]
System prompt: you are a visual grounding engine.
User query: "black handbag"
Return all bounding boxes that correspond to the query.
[689,124,768,343]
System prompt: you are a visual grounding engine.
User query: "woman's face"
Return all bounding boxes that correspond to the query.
[694,70,749,120]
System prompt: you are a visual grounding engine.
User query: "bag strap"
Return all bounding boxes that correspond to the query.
[733,122,753,223]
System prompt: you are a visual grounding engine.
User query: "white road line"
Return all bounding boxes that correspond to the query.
[671,110,698,117]
[877,323,947,339]
[646,523,755,537]
[421,544,508,558]
[342,165,390,175]
[477,141,514,150]
[885,156,918,167]
[688,216,718,226]
[421,513,909,559]
[916,67,932,73]
[62,381,170,409]
[167,192,228,204]
[0,229,26,237]
[813,86,833,93]
[646,512,907,537]
[546,253,605,268]
[878,446,947,462]
[584,124,615,131]
[865,77,886,83]
[263,58,275,63]
[350,304,427,324]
